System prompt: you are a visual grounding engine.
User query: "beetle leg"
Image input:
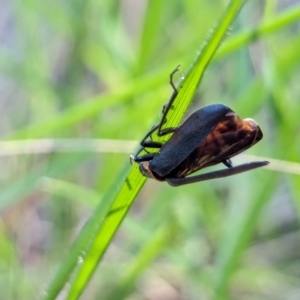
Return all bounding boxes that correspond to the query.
[135,70,179,148]
[141,141,163,148]
[133,153,156,163]
[157,65,181,135]
[132,66,181,162]
[136,120,176,157]
[132,140,164,163]
[165,161,269,186]
[139,66,181,142]
[170,65,181,93]
[139,125,164,147]
[137,124,160,148]
[161,65,181,112]
[130,152,156,164]
[131,124,165,162]
[223,159,232,168]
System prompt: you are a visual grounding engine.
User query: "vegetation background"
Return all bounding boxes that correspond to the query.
[1,0,300,299]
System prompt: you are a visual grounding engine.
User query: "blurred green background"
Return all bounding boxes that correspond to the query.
[1,0,300,299]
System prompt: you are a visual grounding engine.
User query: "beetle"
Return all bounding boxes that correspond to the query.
[130,66,269,186]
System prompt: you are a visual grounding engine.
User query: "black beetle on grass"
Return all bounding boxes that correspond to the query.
[130,66,269,186]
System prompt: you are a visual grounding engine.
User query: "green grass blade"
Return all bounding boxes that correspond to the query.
[157,0,246,130]
[107,224,171,299]
[213,173,278,300]
[41,164,143,300]
[7,72,165,140]
[0,153,89,211]
[217,4,300,58]
[42,1,246,299]
[8,5,299,142]
[40,177,101,207]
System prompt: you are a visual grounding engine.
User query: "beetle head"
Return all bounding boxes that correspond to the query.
[139,161,164,181]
